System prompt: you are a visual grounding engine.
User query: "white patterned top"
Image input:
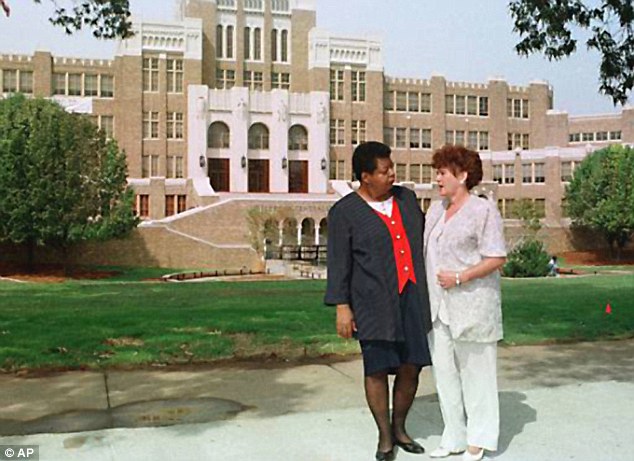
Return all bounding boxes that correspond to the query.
[424,195,507,342]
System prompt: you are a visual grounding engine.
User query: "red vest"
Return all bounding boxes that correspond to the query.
[374,201,417,293]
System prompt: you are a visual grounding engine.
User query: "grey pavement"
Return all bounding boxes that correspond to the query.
[0,339,633,461]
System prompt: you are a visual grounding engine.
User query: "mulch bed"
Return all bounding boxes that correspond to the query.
[0,262,120,283]
[560,249,634,266]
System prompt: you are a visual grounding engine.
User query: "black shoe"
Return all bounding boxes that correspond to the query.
[375,447,395,461]
[393,438,425,454]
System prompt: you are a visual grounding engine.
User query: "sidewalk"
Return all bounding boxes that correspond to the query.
[1,339,632,461]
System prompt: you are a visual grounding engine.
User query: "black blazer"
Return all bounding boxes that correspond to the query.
[324,186,432,341]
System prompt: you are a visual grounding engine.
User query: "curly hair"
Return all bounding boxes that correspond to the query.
[432,144,483,190]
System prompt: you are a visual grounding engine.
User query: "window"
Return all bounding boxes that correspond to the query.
[408,92,419,112]
[561,161,578,182]
[534,163,545,183]
[445,130,454,145]
[143,111,159,139]
[504,164,515,184]
[455,95,465,115]
[141,154,160,178]
[19,71,33,93]
[479,96,489,116]
[216,25,224,58]
[248,123,269,149]
[467,131,478,149]
[1,69,17,92]
[522,163,533,183]
[507,98,529,118]
[596,131,608,141]
[226,25,234,58]
[445,95,455,114]
[421,93,431,113]
[396,91,407,111]
[167,59,183,93]
[569,133,581,143]
[244,27,251,60]
[253,28,262,60]
[455,130,465,146]
[395,163,407,182]
[330,119,345,145]
[582,132,594,142]
[271,72,290,89]
[167,112,184,140]
[422,164,433,183]
[421,128,432,149]
[352,70,365,102]
[68,74,82,96]
[330,69,344,101]
[143,57,159,92]
[208,122,230,148]
[281,29,288,62]
[498,198,518,219]
[53,73,66,95]
[288,124,308,150]
[216,69,235,89]
[84,74,99,96]
[467,95,477,115]
[493,164,503,184]
[351,120,366,145]
[610,131,621,140]
[98,115,114,139]
[271,29,278,61]
[100,75,114,97]
[167,156,184,178]
[508,133,529,150]
[479,131,489,150]
[165,195,187,216]
[396,127,407,148]
[136,195,150,218]
[329,159,346,180]
[243,70,263,90]
[409,128,421,149]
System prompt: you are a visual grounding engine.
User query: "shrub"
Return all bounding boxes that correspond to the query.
[503,239,550,277]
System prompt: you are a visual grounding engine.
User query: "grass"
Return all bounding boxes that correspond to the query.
[0,268,632,371]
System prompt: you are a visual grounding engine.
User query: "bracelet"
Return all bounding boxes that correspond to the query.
[455,272,461,286]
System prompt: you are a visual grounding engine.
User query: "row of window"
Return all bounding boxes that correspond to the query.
[568,131,622,143]
[497,198,546,219]
[493,161,579,184]
[135,194,186,218]
[508,132,530,150]
[445,94,489,117]
[141,155,185,178]
[142,57,183,93]
[507,98,529,119]
[142,111,184,140]
[215,69,291,90]
[216,0,290,12]
[207,121,308,150]
[329,119,368,146]
[445,130,489,151]
[330,69,366,102]
[215,25,289,62]
[50,72,114,97]
[384,90,432,112]
[1,69,33,94]
[384,127,432,149]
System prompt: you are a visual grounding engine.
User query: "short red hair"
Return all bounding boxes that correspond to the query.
[432,145,483,190]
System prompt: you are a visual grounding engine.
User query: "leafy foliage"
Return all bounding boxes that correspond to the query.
[503,238,550,278]
[509,0,634,105]
[564,145,634,259]
[32,0,133,39]
[0,94,138,267]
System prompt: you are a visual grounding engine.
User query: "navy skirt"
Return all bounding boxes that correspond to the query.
[359,281,432,376]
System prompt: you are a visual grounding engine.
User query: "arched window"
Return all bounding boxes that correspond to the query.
[226,25,234,58]
[271,29,278,61]
[319,218,328,245]
[288,124,308,150]
[208,122,230,148]
[216,25,223,58]
[248,123,269,149]
[281,29,288,62]
[301,218,315,245]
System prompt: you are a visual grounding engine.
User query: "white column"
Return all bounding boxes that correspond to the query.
[296,223,302,246]
[314,223,320,245]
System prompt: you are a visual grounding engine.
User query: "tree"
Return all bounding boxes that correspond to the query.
[503,199,550,277]
[1,0,133,39]
[509,0,634,105]
[0,94,138,270]
[565,145,634,260]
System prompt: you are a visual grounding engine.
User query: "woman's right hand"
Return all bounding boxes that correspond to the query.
[336,304,357,339]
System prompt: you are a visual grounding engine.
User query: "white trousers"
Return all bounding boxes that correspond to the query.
[428,320,499,451]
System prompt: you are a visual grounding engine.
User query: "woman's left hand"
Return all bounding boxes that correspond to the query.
[437,271,460,289]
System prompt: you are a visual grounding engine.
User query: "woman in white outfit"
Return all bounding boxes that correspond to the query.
[423,145,507,461]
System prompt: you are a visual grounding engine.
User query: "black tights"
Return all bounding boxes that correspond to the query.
[364,364,420,452]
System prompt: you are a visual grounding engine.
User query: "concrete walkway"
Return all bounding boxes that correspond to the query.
[1,339,632,461]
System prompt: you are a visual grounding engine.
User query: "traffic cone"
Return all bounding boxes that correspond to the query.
[605,303,612,314]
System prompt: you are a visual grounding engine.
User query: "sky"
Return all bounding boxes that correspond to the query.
[0,0,629,115]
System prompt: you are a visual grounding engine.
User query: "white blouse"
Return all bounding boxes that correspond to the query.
[424,195,507,342]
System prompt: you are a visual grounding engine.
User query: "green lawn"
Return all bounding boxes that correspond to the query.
[0,270,632,371]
